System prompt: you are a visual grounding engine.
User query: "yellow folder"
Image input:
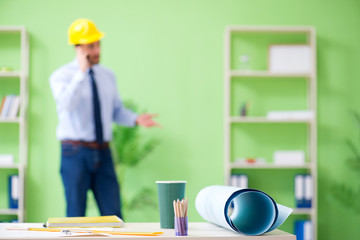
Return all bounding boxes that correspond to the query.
[45,215,124,228]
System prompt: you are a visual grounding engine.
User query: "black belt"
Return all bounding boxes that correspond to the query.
[61,140,109,150]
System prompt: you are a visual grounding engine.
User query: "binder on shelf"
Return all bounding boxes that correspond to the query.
[295,220,312,240]
[304,174,312,208]
[304,221,312,240]
[295,174,313,208]
[8,175,19,209]
[230,174,248,188]
[238,174,248,188]
[295,175,305,208]
[295,220,305,240]
[230,174,237,187]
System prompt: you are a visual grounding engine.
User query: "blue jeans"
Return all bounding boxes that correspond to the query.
[60,143,122,218]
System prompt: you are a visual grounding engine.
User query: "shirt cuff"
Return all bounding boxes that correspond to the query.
[130,112,139,127]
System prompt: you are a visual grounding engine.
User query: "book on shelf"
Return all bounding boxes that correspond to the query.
[8,96,20,118]
[0,96,5,114]
[45,215,124,228]
[0,95,20,119]
[0,95,12,118]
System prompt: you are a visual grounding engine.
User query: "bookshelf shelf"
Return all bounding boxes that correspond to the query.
[0,72,21,78]
[230,70,311,78]
[0,118,21,123]
[292,208,313,215]
[230,162,312,169]
[229,117,313,124]
[224,26,317,239]
[0,26,28,223]
[0,163,19,169]
[0,209,19,215]
[0,26,26,32]
[226,25,314,33]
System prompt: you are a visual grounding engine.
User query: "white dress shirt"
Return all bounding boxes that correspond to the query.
[49,60,138,141]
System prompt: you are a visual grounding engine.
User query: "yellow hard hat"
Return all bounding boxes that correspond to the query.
[68,19,104,45]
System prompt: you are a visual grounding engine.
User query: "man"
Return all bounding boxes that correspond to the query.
[49,19,159,218]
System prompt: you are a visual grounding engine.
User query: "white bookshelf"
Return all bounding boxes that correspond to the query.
[224,26,317,239]
[0,26,29,223]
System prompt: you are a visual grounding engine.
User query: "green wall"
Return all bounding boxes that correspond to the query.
[1,0,360,239]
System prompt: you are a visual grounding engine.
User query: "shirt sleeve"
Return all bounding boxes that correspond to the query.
[112,87,138,127]
[49,68,87,112]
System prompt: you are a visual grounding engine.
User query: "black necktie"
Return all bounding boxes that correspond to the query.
[89,69,104,143]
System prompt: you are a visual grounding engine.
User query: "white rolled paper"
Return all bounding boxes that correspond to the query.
[195,185,293,235]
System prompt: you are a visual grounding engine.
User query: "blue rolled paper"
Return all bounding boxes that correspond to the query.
[195,185,292,236]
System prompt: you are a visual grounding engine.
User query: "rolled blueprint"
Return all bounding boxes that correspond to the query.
[195,185,293,235]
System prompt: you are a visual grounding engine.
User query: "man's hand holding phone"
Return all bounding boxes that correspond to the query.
[75,46,90,72]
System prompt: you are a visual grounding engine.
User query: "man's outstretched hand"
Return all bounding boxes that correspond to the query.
[136,114,161,128]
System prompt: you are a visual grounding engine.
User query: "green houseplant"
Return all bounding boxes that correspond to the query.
[111,100,159,217]
[332,111,360,213]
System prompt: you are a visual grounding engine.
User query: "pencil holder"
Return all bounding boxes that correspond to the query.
[174,217,188,236]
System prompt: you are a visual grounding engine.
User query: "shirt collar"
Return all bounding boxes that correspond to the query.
[71,59,99,73]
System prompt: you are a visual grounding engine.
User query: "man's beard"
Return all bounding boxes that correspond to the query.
[89,55,100,65]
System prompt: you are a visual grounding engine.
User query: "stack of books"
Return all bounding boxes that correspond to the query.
[0,95,20,119]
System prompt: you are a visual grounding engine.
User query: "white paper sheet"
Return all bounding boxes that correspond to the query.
[195,185,293,236]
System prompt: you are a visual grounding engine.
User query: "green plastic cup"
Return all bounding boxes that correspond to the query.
[156,181,186,229]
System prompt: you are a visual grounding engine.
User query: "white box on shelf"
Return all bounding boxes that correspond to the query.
[290,110,314,120]
[273,151,305,165]
[267,111,291,120]
[269,44,311,74]
[0,154,14,166]
[267,110,313,120]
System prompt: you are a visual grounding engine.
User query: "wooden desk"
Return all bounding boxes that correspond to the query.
[0,222,295,239]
